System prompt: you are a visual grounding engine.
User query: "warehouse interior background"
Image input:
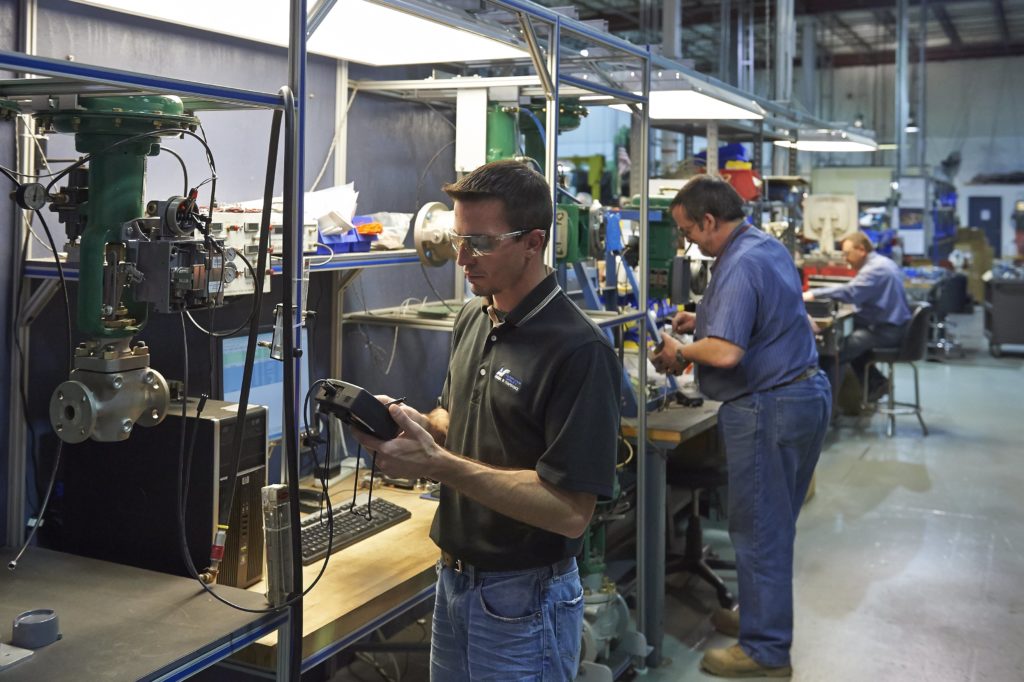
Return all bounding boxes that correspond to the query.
[1,0,1023,680]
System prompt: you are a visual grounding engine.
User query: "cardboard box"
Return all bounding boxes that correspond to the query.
[953,227,994,302]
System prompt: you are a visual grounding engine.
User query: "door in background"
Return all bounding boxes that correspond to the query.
[968,196,1003,257]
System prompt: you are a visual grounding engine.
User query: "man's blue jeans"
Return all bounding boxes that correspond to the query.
[718,371,831,668]
[430,557,584,681]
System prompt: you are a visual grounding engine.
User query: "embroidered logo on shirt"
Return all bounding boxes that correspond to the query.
[493,367,522,393]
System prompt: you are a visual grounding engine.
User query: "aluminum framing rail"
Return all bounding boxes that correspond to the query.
[0,50,282,108]
[343,305,645,332]
[646,51,874,145]
[152,609,291,682]
[351,74,644,107]
[489,0,649,60]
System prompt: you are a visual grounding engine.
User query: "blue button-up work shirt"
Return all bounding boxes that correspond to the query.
[695,225,820,403]
[812,252,911,327]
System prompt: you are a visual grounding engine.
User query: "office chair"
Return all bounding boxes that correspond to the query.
[863,302,932,437]
[664,465,735,609]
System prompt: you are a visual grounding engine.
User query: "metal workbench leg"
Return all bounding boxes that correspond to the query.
[276,609,291,681]
[641,444,667,668]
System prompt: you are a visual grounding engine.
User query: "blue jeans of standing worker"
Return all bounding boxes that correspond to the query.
[430,557,584,681]
[717,371,831,668]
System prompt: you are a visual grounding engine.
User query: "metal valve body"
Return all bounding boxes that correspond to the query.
[50,340,169,443]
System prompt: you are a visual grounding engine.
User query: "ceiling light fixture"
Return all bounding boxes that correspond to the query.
[609,89,763,120]
[74,0,527,66]
[773,128,877,152]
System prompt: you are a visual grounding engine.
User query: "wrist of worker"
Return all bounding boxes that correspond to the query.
[674,347,687,374]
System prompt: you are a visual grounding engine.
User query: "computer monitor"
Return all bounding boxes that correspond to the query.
[219,327,311,443]
[803,194,858,255]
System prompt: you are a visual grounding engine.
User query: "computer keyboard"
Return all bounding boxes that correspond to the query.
[299,497,412,566]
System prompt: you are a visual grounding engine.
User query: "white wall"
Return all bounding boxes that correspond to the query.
[958,184,1024,258]
[826,56,1024,188]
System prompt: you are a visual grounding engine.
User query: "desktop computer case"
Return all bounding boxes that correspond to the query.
[44,399,268,588]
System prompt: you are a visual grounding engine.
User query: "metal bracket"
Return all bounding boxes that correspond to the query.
[517,12,554,100]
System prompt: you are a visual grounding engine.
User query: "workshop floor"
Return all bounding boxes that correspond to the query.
[329,309,1024,682]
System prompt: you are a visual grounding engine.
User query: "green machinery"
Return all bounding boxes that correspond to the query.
[1,98,20,120]
[485,100,595,265]
[28,95,233,443]
[414,99,600,270]
[624,195,681,300]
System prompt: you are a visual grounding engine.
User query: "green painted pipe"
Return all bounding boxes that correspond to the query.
[43,95,197,339]
[486,104,518,163]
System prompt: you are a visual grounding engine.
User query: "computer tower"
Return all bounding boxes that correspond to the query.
[43,399,267,588]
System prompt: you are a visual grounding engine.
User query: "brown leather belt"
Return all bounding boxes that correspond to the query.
[728,366,820,404]
[772,365,819,391]
[440,551,575,576]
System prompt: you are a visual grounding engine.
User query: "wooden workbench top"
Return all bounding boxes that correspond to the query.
[237,480,439,668]
[621,401,721,447]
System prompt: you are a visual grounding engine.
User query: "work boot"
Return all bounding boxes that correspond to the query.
[700,644,792,678]
[866,380,888,402]
[710,608,740,637]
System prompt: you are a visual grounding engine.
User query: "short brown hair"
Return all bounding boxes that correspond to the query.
[443,160,552,246]
[669,176,746,223]
[840,231,874,253]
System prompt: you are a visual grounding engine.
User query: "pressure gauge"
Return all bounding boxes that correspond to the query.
[14,183,48,211]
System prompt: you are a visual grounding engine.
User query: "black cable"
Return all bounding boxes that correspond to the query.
[11,227,44,511]
[0,160,88,182]
[173,315,335,613]
[183,251,259,338]
[43,127,216,196]
[159,146,189,196]
[304,378,335,550]
[349,445,378,522]
[7,210,74,571]
[418,262,456,313]
[180,391,208,522]
[279,85,305,682]
[413,140,455,211]
[0,165,20,185]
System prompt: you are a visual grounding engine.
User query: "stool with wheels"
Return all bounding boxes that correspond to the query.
[664,466,735,608]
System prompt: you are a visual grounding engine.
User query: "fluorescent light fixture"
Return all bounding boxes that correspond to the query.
[774,128,877,152]
[74,0,527,66]
[608,90,763,120]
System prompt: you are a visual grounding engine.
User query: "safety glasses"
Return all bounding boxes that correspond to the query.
[447,229,541,257]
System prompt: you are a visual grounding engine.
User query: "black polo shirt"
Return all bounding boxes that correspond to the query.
[431,272,620,570]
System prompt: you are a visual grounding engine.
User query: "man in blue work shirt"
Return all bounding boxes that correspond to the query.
[651,177,831,678]
[803,231,911,400]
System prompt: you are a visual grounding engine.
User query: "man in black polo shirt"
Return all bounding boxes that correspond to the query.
[353,160,620,681]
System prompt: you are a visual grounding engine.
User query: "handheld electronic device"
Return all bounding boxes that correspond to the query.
[314,380,399,440]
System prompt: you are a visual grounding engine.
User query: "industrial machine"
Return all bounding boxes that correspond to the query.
[18,95,234,444]
[414,96,601,270]
[578,478,651,679]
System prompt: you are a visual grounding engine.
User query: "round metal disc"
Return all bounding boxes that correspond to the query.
[50,381,98,444]
[414,202,455,268]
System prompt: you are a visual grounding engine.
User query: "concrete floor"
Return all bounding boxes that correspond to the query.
[332,310,1024,682]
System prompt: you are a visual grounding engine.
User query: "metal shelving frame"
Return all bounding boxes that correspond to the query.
[1,2,311,677]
